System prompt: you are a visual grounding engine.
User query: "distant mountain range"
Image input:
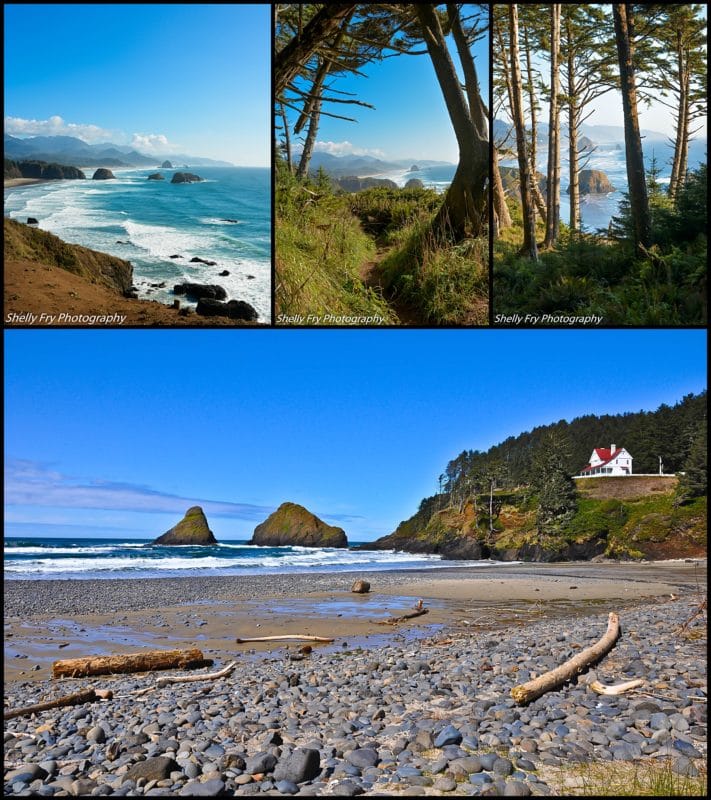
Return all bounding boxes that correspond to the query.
[4,134,233,168]
[303,151,454,177]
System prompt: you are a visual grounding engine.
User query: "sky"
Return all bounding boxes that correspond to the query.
[4,329,707,543]
[3,4,270,166]
[283,5,489,165]
[494,5,707,141]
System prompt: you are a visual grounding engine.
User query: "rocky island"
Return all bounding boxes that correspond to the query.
[92,168,115,180]
[161,160,173,169]
[250,502,347,548]
[147,172,164,181]
[569,169,615,194]
[171,172,203,184]
[152,506,218,546]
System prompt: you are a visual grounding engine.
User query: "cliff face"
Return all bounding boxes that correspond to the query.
[360,477,706,562]
[336,176,398,192]
[3,218,133,294]
[152,506,218,546]
[5,159,85,180]
[250,502,348,548]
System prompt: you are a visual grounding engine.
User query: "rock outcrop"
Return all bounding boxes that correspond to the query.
[196,298,259,321]
[161,160,173,169]
[404,178,424,190]
[92,168,115,180]
[336,176,398,192]
[152,506,217,546]
[409,164,420,172]
[171,172,203,184]
[250,502,347,548]
[569,169,615,194]
[3,217,133,294]
[173,283,227,301]
[5,159,86,180]
[147,173,165,181]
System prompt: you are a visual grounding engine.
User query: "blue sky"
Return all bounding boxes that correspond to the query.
[4,329,707,543]
[282,5,489,164]
[4,4,270,166]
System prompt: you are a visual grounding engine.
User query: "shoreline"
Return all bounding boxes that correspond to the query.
[5,560,704,684]
[4,177,54,189]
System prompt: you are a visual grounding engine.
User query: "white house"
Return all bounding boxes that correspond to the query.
[578,444,633,477]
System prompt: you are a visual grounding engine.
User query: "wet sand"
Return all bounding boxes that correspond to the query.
[4,178,52,189]
[5,560,704,685]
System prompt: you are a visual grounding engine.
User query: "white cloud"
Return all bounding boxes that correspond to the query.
[313,140,386,159]
[130,133,177,154]
[5,458,270,520]
[5,115,116,143]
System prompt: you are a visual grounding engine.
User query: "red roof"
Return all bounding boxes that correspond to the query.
[580,446,626,474]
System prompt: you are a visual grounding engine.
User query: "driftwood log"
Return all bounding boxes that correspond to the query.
[52,648,212,679]
[377,602,429,625]
[510,612,621,705]
[4,688,112,720]
[590,678,645,695]
[236,635,334,644]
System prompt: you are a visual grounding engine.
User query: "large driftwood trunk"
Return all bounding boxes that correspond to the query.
[511,612,620,704]
[613,4,651,252]
[52,648,211,679]
[4,689,107,719]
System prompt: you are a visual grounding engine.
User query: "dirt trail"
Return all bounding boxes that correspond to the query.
[358,244,423,326]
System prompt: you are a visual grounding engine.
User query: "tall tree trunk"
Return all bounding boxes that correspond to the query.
[677,60,691,195]
[493,146,512,232]
[544,4,561,247]
[566,16,580,232]
[446,4,488,140]
[417,4,488,241]
[613,4,651,252]
[296,93,322,179]
[279,103,293,174]
[523,19,537,183]
[667,32,687,199]
[508,4,538,260]
[275,4,356,96]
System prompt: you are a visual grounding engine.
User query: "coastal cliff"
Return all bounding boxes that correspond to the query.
[359,476,706,562]
[250,502,348,548]
[4,217,132,294]
[4,158,85,180]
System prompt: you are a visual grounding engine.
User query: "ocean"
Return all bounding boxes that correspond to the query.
[502,137,707,232]
[4,166,272,321]
[3,537,501,581]
[362,164,456,193]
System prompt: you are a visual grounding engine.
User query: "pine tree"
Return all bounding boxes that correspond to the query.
[678,418,707,502]
[530,431,578,536]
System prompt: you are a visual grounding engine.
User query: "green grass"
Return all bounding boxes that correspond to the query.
[275,163,489,325]
[275,176,396,323]
[547,758,707,797]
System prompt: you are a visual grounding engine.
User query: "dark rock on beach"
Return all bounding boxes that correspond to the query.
[250,502,348,548]
[219,270,230,276]
[190,256,218,266]
[152,506,217,546]
[173,283,227,301]
[147,172,165,180]
[196,298,258,321]
[26,217,38,225]
[169,254,183,259]
[171,172,203,184]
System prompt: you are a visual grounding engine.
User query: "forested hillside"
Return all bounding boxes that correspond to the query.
[493,4,707,325]
[361,392,707,561]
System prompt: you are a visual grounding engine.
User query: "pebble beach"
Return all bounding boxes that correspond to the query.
[4,561,707,796]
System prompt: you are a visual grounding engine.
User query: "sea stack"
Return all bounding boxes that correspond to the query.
[250,502,347,548]
[147,172,165,181]
[161,160,173,169]
[152,506,218,546]
[171,172,203,184]
[92,168,115,180]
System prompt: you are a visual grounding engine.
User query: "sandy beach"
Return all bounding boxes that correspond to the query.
[5,560,704,684]
[4,178,53,189]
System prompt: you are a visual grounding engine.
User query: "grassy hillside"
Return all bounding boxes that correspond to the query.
[275,162,488,325]
[369,476,706,562]
[4,217,133,294]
